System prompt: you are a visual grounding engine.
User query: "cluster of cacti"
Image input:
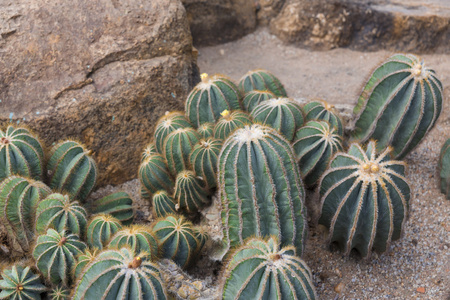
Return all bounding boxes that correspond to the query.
[439,138,450,200]
[90,191,134,225]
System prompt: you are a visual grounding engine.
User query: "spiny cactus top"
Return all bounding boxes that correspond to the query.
[351,54,443,159]
[48,286,70,300]
[154,111,193,153]
[213,110,253,141]
[242,90,276,113]
[47,140,98,202]
[185,73,242,127]
[72,247,167,300]
[189,138,223,190]
[174,170,210,214]
[72,248,99,280]
[141,142,158,162]
[91,191,135,225]
[108,225,159,260]
[439,138,450,200]
[0,265,47,300]
[197,122,215,139]
[163,127,201,176]
[221,236,316,300]
[139,153,175,196]
[0,125,45,182]
[304,100,344,135]
[238,69,287,97]
[152,190,177,218]
[319,141,411,258]
[86,214,122,249]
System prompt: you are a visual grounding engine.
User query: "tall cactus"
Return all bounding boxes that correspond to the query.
[154,111,193,153]
[174,170,210,214]
[86,214,122,249]
[0,265,47,300]
[218,124,307,255]
[213,110,253,141]
[319,141,411,258]
[189,138,222,190]
[351,54,443,159]
[238,69,287,97]
[439,138,450,200]
[91,191,134,225]
[108,225,159,260]
[139,153,174,196]
[163,128,200,176]
[242,90,276,113]
[304,100,344,135]
[152,190,177,218]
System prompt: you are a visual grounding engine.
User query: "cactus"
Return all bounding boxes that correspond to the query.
[154,111,193,153]
[91,191,134,225]
[47,140,97,202]
[221,236,317,300]
[250,98,304,142]
[218,124,307,255]
[242,90,276,113]
[318,141,411,258]
[351,54,443,159]
[174,170,210,214]
[0,176,51,252]
[32,229,86,286]
[86,214,122,249]
[292,120,344,188]
[151,214,198,269]
[72,247,167,300]
[439,138,450,200]
[0,125,45,182]
[163,128,201,176]
[35,193,88,236]
[138,153,174,196]
[108,225,159,260]
[185,73,242,127]
[189,138,223,190]
[0,265,47,300]
[238,69,287,97]
[152,190,177,218]
[141,142,158,161]
[197,122,215,139]
[193,226,208,253]
[48,286,70,300]
[304,100,344,135]
[213,110,253,141]
[72,248,98,280]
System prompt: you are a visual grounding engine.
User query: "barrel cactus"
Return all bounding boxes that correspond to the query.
[0,176,51,252]
[250,98,304,142]
[139,153,174,196]
[91,191,134,225]
[141,142,158,161]
[152,190,177,218]
[439,138,450,200]
[197,122,215,139]
[163,128,200,176]
[304,100,344,135]
[189,138,222,190]
[242,90,276,113]
[108,225,159,260]
[218,124,307,255]
[86,214,122,249]
[185,73,242,127]
[46,140,97,202]
[0,125,45,182]
[72,247,167,300]
[221,236,316,300]
[194,226,208,253]
[351,54,443,159]
[154,111,193,153]
[292,120,344,188]
[0,265,47,300]
[238,69,287,97]
[174,170,210,214]
[72,248,99,280]
[213,110,253,141]
[319,141,411,258]
[35,193,88,236]
[48,286,70,300]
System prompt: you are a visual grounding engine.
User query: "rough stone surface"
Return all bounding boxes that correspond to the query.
[255,0,286,25]
[0,0,200,186]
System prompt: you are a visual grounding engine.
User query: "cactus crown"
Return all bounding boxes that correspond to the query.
[0,265,47,299]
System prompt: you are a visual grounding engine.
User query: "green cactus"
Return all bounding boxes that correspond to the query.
[163,128,201,176]
[174,170,210,214]
[72,247,167,300]
[46,140,98,202]
[108,225,159,260]
[35,193,88,236]
[32,229,86,286]
[154,111,193,153]
[151,214,198,269]
[0,176,51,252]
[138,153,174,196]
[141,142,158,161]
[439,138,450,200]
[351,54,443,159]
[86,214,122,249]
[197,122,215,139]
[242,90,276,113]
[292,120,344,188]
[189,138,222,190]
[152,190,177,218]
[319,141,411,258]
[185,73,242,127]
[193,226,208,253]
[91,191,134,225]
[218,124,307,255]
[0,125,45,182]
[304,100,344,135]
[72,248,98,280]
[213,110,253,141]
[0,265,47,300]
[141,186,151,201]
[250,98,304,142]
[48,286,70,300]
[238,69,287,97]
[221,236,316,300]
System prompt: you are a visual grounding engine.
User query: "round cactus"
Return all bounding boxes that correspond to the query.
[0,265,47,300]
[46,140,98,202]
[221,236,317,300]
[108,225,159,260]
[242,90,276,113]
[0,125,45,182]
[154,111,193,153]
[138,153,174,196]
[319,141,411,258]
[48,286,70,300]
[185,73,242,127]
[213,110,253,141]
[72,248,99,280]
[238,69,287,97]
[250,98,304,142]
[86,214,122,249]
[141,142,158,161]
[35,193,88,236]
[152,190,177,218]
[151,214,198,269]
[32,229,86,286]
[304,100,344,135]
[351,54,443,159]
[72,247,168,300]
[197,122,215,139]
[163,128,201,176]
[91,191,134,225]
[292,120,344,188]
[0,176,51,252]
[189,138,222,190]
[174,170,210,214]
[193,226,208,253]
[439,138,450,200]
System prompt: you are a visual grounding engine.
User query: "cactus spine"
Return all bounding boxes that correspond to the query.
[0,265,47,300]
[86,214,122,249]
[174,170,210,213]
[319,141,411,258]
[91,191,134,225]
[139,153,174,196]
[242,90,276,113]
[48,286,70,300]
[197,122,215,139]
[189,138,222,190]
[154,111,193,153]
[439,138,450,200]
[152,190,177,217]
[304,100,344,135]
[213,110,253,141]
[141,142,158,161]
[238,69,287,97]
[108,225,159,260]
[351,54,443,159]
[163,128,201,176]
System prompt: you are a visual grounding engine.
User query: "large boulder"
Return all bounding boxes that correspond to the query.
[0,0,200,186]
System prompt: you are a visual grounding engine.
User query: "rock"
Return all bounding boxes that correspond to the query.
[255,0,286,25]
[0,0,200,187]
[182,0,257,46]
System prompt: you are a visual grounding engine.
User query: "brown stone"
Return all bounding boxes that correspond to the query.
[0,0,200,187]
[255,0,286,25]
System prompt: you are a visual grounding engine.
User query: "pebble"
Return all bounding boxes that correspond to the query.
[334,282,345,294]
[416,287,426,294]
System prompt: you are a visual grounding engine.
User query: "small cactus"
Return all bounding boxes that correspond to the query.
[72,248,98,280]
[0,265,47,300]
[197,122,215,139]
[174,170,210,214]
[108,225,159,260]
[189,138,223,190]
[86,214,122,249]
[139,153,175,196]
[141,142,158,161]
[439,138,450,200]
[319,141,411,258]
[152,190,177,218]
[304,100,344,135]
[242,90,276,113]
[163,128,201,176]
[48,286,70,300]
[154,111,193,153]
[193,226,208,253]
[91,191,134,225]
[213,110,253,141]
[238,69,287,97]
